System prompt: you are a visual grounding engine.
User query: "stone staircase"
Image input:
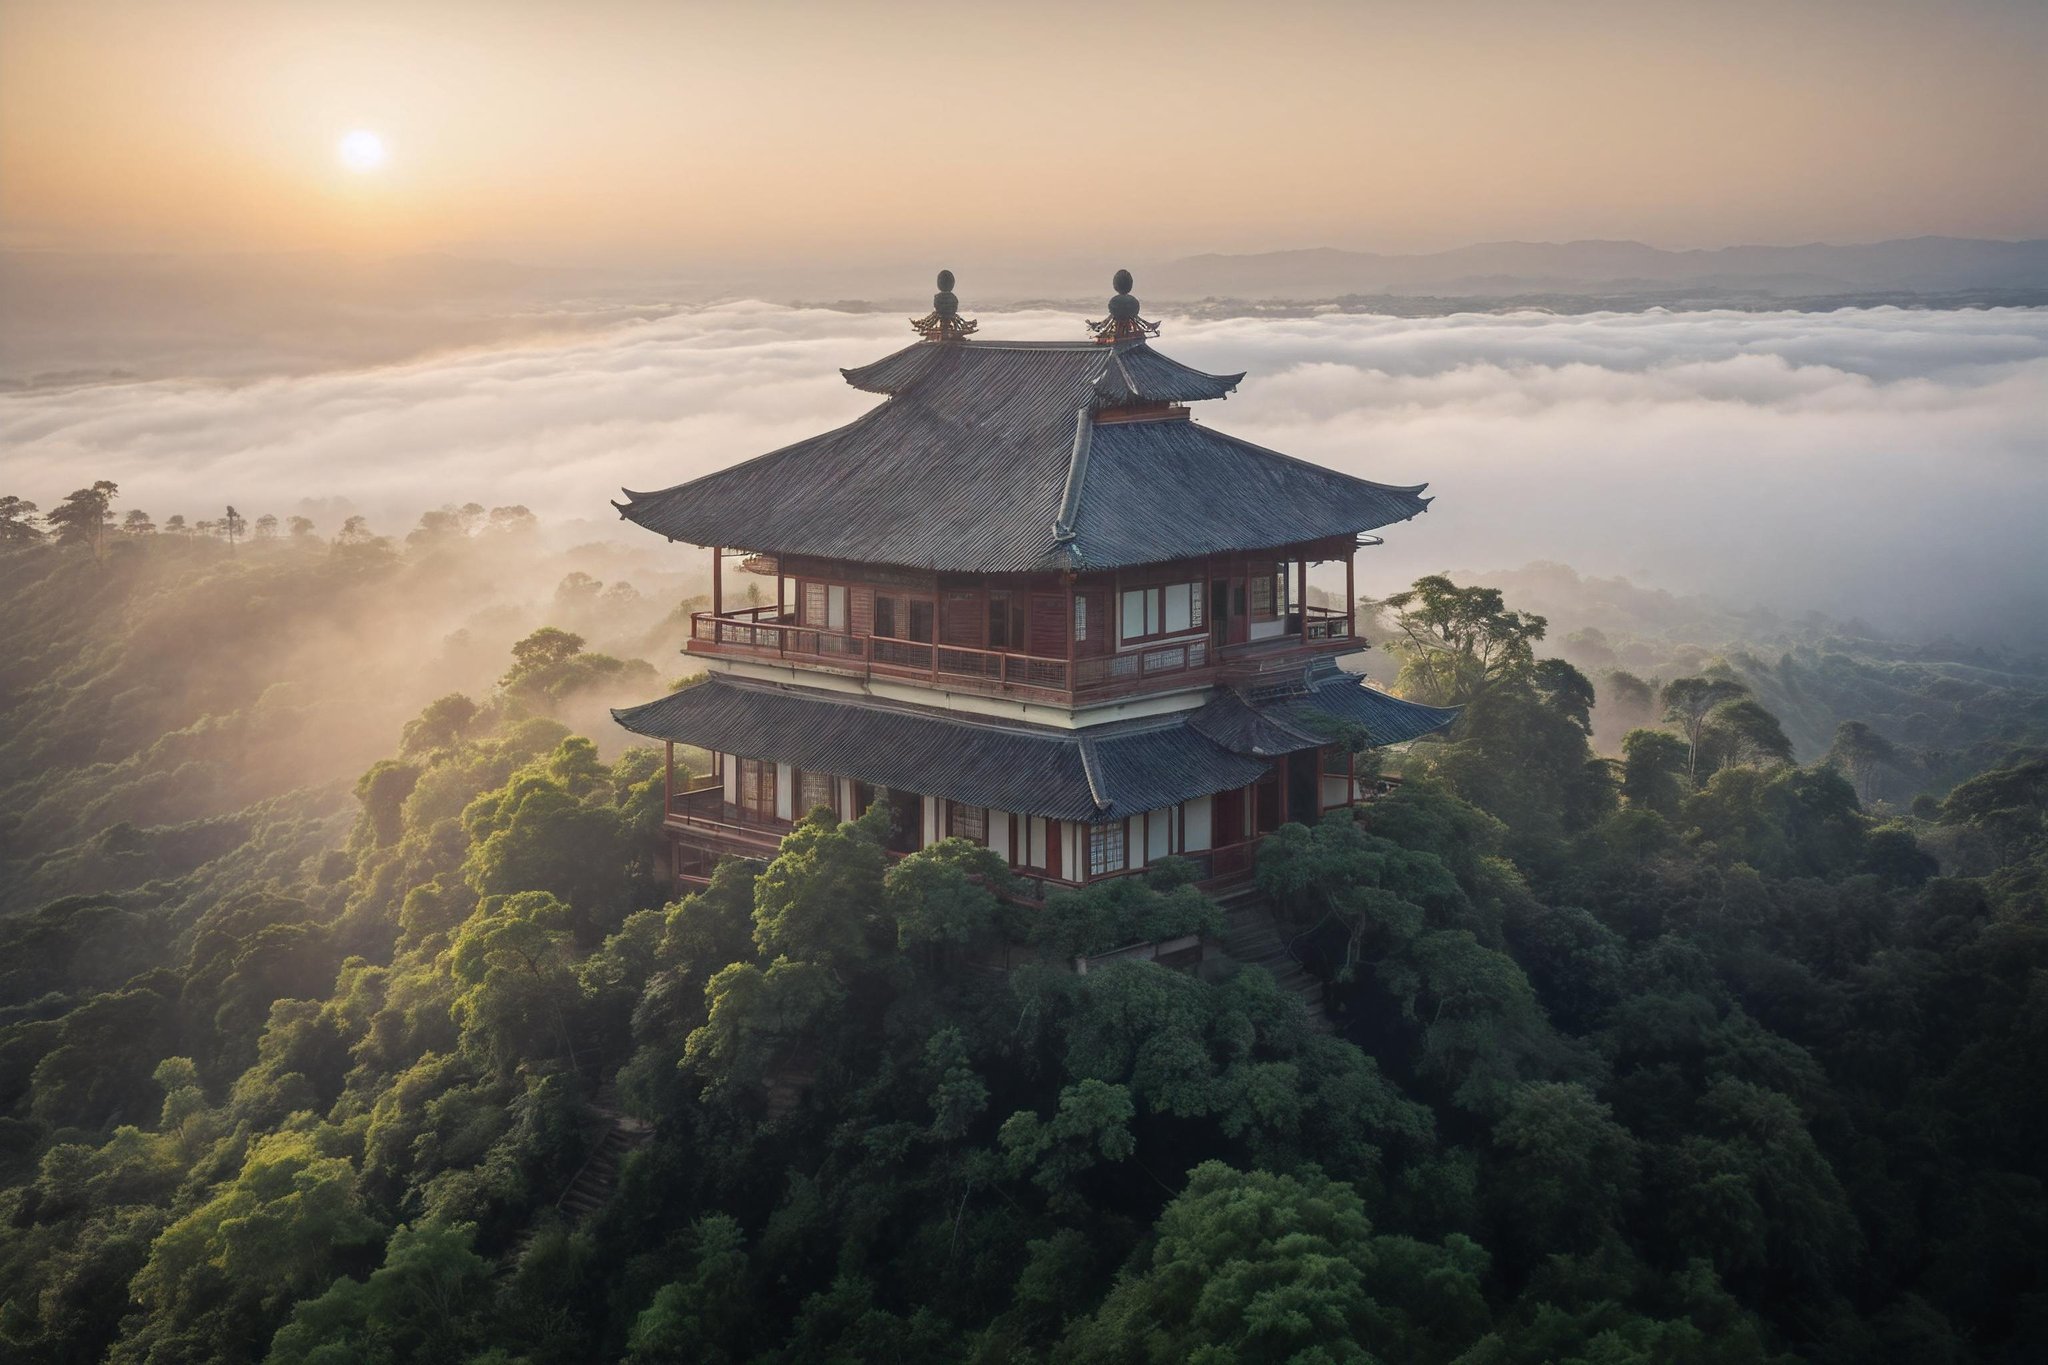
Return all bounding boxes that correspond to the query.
[1213,885,1331,1033]
[501,1094,652,1272]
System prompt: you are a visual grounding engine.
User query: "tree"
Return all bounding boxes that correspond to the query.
[1662,676,1749,782]
[287,515,316,538]
[264,1220,491,1365]
[1619,728,1691,816]
[1374,575,1547,705]
[447,890,581,1074]
[1826,720,1899,805]
[44,480,119,557]
[123,508,157,535]
[164,514,190,534]
[1057,1161,1479,1364]
[0,494,44,544]
[254,513,279,539]
[1699,697,1794,772]
[223,505,247,549]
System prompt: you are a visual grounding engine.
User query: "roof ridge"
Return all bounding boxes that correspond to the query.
[1052,407,1093,553]
[1077,734,1111,812]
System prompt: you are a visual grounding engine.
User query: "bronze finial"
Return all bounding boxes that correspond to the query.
[911,269,978,340]
[1089,268,1159,343]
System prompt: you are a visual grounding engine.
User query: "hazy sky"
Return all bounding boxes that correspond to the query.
[4,0,2044,264]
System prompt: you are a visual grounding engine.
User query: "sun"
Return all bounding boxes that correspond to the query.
[337,129,387,173]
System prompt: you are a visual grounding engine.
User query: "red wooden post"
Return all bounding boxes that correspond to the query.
[1345,545,1356,640]
[711,544,723,620]
[665,741,674,815]
[1296,557,1308,630]
[1064,576,1077,693]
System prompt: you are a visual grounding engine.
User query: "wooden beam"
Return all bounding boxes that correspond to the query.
[711,544,723,618]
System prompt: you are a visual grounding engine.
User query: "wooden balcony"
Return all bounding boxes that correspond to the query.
[684,604,1355,707]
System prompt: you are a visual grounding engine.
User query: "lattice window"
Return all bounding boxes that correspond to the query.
[738,758,777,818]
[799,770,836,817]
[1088,822,1126,877]
[950,803,987,843]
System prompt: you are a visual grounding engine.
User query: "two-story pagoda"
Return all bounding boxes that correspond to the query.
[611,271,1455,897]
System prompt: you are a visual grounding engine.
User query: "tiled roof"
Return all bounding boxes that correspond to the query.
[615,336,1430,574]
[613,675,1268,821]
[612,661,1457,820]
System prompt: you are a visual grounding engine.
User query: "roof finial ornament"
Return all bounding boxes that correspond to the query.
[911,269,978,341]
[1089,268,1160,343]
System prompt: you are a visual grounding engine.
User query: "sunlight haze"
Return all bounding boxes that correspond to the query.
[4,0,2043,263]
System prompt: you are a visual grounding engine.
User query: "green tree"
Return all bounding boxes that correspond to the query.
[1375,574,1547,705]
[1662,676,1749,782]
[44,480,119,557]
[1826,720,1899,804]
[0,493,44,544]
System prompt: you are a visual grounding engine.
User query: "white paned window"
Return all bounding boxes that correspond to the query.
[1163,583,1192,633]
[1089,823,1127,877]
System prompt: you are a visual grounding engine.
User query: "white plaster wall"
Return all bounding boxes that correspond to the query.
[1249,618,1288,641]
[1026,816,1049,870]
[775,763,794,821]
[1146,808,1172,861]
[1322,776,1350,809]
[1182,794,1213,852]
[922,796,939,849]
[988,811,1012,862]
[721,753,738,805]
[837,776,856,819]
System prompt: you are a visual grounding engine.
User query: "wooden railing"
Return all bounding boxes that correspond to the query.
[686,605,1346,704]
[1300,605,1353,643]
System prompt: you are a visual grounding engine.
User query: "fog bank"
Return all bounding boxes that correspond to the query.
[5,303,2043,647]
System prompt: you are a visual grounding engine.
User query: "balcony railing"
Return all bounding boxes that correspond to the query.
[686,603,1351,705]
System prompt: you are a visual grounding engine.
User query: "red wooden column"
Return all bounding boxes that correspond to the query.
[711,544,723,618]
[1345,545,1356,640]
[665,741,675,815]
[1064,575,1077,693]
[1296,558,1308,628]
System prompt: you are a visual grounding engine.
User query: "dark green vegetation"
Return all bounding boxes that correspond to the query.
[2,507,2045,1363]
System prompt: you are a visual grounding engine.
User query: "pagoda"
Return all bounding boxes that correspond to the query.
[611,271,1455,896]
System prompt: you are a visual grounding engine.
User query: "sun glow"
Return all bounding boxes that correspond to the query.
[337,129,387,173]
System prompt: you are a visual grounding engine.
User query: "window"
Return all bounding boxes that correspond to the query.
[799,770,836,817]
[874,595,896,639]
[1249,572,1275,619]
[827,585,848,630]
[1024,816,1049,870]
[1073,595,1088,642]
[1088,822,1127,877]
[988,592,1021,649]
[908,600,935,643]
[1119,581,1206,643]
[949,802,987,843]
[738,758,777,818]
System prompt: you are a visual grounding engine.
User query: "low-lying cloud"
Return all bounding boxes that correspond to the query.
[6,303,2044,645]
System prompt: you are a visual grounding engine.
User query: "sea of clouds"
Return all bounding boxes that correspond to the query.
[5,303,2044,645]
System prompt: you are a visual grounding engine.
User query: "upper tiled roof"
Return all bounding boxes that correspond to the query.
[615,335,1431,574]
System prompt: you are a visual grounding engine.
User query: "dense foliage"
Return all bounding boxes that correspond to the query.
[2,521,2044,1363]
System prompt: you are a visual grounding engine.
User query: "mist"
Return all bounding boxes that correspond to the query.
[5,301,2045,648]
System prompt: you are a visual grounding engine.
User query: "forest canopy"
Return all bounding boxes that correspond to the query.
[1,498,2044,1363]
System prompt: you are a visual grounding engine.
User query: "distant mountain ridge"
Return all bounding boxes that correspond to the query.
[1147,236,2048,300]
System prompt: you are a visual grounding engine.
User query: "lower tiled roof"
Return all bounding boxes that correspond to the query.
[612,662,1457,822]
[612,677,1268,822]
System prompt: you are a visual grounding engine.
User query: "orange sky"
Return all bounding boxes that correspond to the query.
[2,0,2043,263]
